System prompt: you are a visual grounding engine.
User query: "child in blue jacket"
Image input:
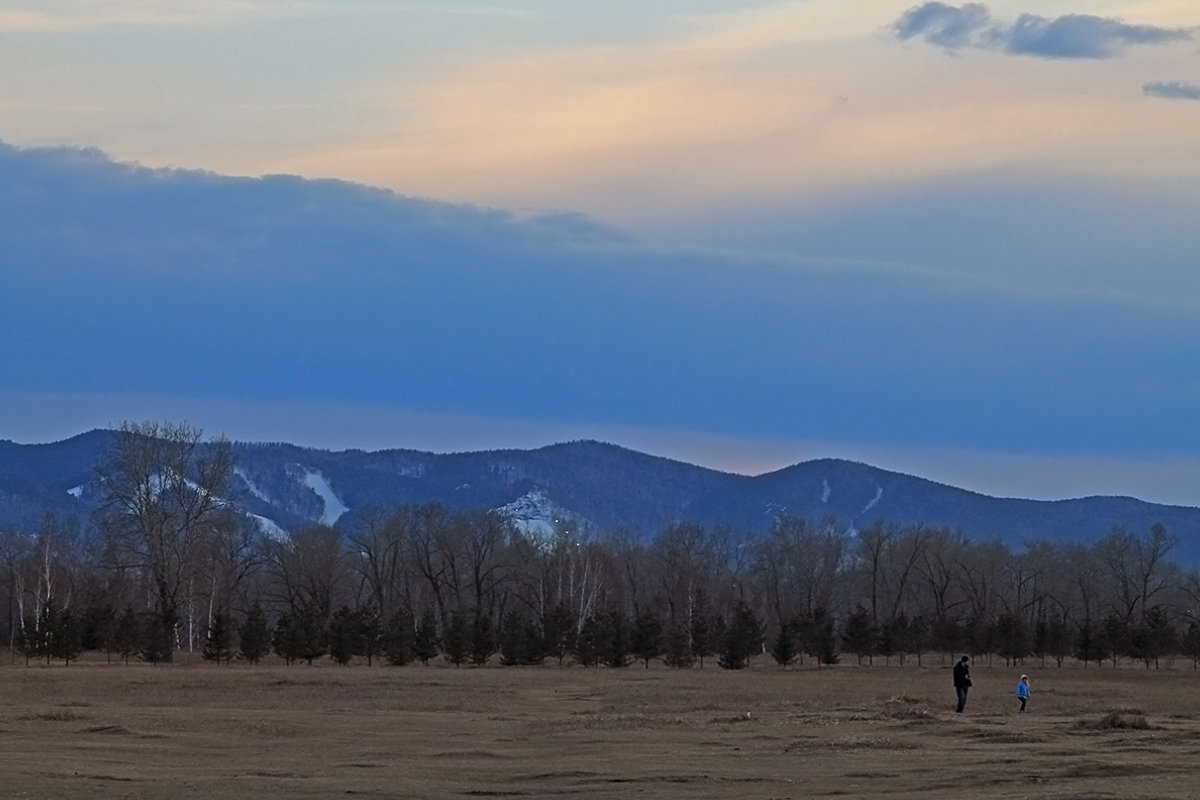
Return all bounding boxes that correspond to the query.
[1016,675,1030,712]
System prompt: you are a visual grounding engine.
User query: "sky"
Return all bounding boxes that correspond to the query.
[2,1,1200,506]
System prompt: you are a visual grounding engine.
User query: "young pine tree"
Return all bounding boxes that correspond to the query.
[356,605,383,666]
[770,617,799,668]
[202,610,237,665]
[328,605,366,666]
[443,613,469,666]
[239,606,272,664]
[841,605,879,665]
[413,608,440,665]
[719,601,763,670]
[631,609,663,669]
[383,608,416,666]
[661,622,695,668]
[541,603,576,666]
[113,605,142,665]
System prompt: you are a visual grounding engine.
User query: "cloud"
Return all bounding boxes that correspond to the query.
[0,2,262,32]
[4,140,1200,472]
[890,1,992,50]
[1144,80,1200,101]
[1004,13,1192,59]
[892,2,1193,58]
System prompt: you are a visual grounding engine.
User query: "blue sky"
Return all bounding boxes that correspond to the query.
[2,1,1200,505]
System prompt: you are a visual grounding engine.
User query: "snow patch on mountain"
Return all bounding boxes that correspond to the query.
[862,486,883,515]
[251,514,290,542]
[67,485,84,498]
[235,467,272,504]
[302,469,349,525]
[498,489,572,544]
[821,479,831,503]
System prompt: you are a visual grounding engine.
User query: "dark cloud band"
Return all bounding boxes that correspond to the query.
[892,2,1192,59]
[1144,81,1200,101]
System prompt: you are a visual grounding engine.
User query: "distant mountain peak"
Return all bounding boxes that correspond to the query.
[3,430,1199,562]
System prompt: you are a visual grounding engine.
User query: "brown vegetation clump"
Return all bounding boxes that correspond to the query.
[1078,708,1152,730]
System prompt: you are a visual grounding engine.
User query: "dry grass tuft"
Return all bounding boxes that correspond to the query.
[1077,708,1151,730]
[880,695,938,721]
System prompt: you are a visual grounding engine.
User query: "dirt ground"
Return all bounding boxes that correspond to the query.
[2,655,1199,799]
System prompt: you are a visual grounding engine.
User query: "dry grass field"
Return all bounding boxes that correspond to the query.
[3,655,1200,799]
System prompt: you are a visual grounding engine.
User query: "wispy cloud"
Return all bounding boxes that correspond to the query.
[1144,80,1200,101]
[0,2,265,32]
[892,2,1193,58]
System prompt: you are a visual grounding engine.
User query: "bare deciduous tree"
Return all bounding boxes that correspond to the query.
[95,421,235,660]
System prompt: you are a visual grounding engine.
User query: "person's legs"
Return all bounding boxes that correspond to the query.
[956,686,968,712]
[1019,696,1026,712]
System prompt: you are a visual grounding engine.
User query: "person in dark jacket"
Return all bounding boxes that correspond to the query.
[953,655,971,712]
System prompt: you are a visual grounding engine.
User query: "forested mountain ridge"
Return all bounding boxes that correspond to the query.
[3,430,1199,561]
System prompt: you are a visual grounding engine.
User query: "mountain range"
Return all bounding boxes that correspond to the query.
[3,430,1199,563]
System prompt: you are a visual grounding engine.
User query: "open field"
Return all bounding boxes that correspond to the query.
[3,657,1200,799]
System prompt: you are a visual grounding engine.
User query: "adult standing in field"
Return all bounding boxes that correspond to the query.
[953,655,972,712]
[1016,674,1030,712]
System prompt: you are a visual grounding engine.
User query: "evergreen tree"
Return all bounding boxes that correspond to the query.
[575,613,603,667]
[631,609,663,668]
[1043,615,1071,667]
[964,613,995,659]
[719,601,762,670]
[995,611,1031,666]
[383,608,416,666]
[328,605,365,665]
[1102,612,1130,667]
[498,609,544,666]
[661,622,695,668]
[238,605,272,664]
[54,606,85,665]
[842,605,879,665]
[1033,615,1071,667]
[273,611,298,665]
[443,612,469,666]
[113,605,142,665]
[932,614,966,658]
[1033,618,1049,666]
[798,607,839,667]
[413,608,440,665]
[140,610,175,664]
[1181,621,1200,670]
[1130,605,1176,669]
[82,603,118,662]
[1074,619,1107,667]
[705,614,728,668]
[878,614,904,665]
[905,614,929,666]
[470,610,495,666]
[357,605,383,666]
[690,588,717,668]
[541,603,576,666]
[770,617,799,667]
[600,608,632,668]
[202,610,237,665]
[274,602,327,665]
[295,602,329,665]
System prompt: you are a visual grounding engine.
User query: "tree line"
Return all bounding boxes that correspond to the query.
[5,421,1200,671]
